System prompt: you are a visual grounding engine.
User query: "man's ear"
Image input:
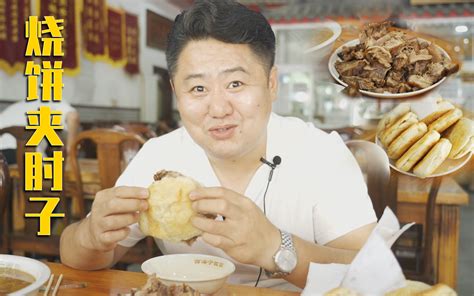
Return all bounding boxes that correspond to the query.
[268,66,278,102]
[170,79,176,93]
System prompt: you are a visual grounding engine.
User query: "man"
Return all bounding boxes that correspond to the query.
[60,0,376,290]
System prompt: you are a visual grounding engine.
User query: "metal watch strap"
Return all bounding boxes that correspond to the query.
[281,230,295,252]
[265,230,296,278]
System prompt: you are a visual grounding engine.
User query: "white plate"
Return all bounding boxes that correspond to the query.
[375,137,472,178]
[328,39,450,99]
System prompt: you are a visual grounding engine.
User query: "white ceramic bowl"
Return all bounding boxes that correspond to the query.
[141,254,235,294]
[0,254,51,296]
[272,21,342,65]
[303,20,342,60]
[329,39,451,99]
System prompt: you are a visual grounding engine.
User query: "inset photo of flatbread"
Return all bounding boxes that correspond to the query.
[413,139,452,178]
[428,108,462,133]
[446,118,474,159]
[376,99,472,179]
[388,122,427,159]
[380,112,418,147]
[395,130,440,172]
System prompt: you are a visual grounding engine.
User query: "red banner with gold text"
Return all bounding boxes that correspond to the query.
[107,7,125,65]
[39,0,80,75]
[124,12,139,75]
[0,0,31,75]
[82,0,107,61]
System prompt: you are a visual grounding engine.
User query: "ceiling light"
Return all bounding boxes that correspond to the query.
[455,25,468,33]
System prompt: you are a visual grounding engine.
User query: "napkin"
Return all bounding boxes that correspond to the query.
[302,207,414,296]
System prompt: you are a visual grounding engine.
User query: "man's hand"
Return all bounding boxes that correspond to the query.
[190,187,280,270]
[80,186,149,252]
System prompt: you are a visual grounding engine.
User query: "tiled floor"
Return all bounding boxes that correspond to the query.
[457,188,474,295]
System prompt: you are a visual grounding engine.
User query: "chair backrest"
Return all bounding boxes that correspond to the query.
[0,126,67,189]
[0,126,34,184]
[0,152,11,252]
[116,123,157,140]
[345,140,397,219]
[0,127,67,232]
[69,128,146,192]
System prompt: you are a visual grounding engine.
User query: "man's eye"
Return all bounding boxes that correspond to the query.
[228,81,243,89]
[191,86,206,93]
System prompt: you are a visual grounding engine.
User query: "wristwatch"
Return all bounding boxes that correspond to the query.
[265,230,297,278]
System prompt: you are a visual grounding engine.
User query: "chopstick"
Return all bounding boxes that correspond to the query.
[52,274,63,296]
[44,274,54,295]
[43,273,63,296]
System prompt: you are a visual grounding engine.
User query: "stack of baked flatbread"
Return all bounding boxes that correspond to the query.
[376,100,473,178]
[325,280,457,295]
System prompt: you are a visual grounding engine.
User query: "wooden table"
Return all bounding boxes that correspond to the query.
[46,262,298,296]
[8,157,470,287]
[9,158,99,184]
[397,175,469,288]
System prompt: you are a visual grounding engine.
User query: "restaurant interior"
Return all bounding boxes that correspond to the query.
[0,0,473,295]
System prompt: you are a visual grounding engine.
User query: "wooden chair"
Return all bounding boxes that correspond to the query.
[68,128,160,265]
[0,152,11,253]
[116,123,157,140]
[402,176,442,285]
[0,126,65,257]
[0,126,34,194]
[345,140,397,219]
[346,139,439,284]
[322,127,366,142]
[68,129,147,216]
[112,123,157,165]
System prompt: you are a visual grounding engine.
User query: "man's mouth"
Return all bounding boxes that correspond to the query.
[208,125,238,140]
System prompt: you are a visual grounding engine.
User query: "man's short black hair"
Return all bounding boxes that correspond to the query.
[166,0,276,77]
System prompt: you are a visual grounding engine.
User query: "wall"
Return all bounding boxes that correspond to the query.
[138,0,180,122]
[0,0,180,123]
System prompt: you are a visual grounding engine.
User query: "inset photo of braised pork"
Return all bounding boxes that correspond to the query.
[333,21,459,95]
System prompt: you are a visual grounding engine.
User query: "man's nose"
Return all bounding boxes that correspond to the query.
[208,88,233,118]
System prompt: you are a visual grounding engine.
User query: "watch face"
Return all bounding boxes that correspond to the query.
[275,248,297,273]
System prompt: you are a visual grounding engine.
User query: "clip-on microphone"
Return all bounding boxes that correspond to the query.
[255,155,282,287]
[259,156,281,182]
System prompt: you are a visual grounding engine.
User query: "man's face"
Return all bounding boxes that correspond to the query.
[172,38,278,160]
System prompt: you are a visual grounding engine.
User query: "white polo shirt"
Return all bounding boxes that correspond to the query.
[116,113,376,290]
